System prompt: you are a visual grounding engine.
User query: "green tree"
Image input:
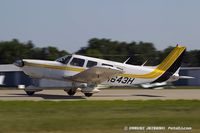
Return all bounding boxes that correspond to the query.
[0,39,69,64]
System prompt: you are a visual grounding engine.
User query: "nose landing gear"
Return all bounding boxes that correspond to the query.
[84,93,93,97]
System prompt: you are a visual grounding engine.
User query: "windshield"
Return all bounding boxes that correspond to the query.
[56,55,72,64]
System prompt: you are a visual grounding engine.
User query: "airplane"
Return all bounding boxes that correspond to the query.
[14,45,189,97]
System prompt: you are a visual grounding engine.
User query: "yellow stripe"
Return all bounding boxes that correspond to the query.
[145,46,181,78]
[24,46,185,79]
[24,62,85,72]
[120,46,185,78]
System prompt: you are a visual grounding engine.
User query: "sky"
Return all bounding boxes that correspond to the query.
[0,0,200,53]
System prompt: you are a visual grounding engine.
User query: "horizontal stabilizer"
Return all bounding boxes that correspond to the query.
[179,76,194,79]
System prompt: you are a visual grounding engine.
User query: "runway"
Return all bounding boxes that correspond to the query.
[0,89,200,101]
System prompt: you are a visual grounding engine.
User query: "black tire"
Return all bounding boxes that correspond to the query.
[84,93,93,97]
[67,89,76,96]
[25,91,35,96]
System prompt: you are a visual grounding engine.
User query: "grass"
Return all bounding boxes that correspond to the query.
[0,100,199,133]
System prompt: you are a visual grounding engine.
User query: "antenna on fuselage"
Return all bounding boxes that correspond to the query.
[141,60,148,66]
[123,57,131,64]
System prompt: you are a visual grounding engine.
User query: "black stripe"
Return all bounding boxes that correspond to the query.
[152,49,186,83]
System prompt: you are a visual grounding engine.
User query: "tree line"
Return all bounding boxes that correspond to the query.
[0,38,199,66]
[77,38,200,67]
[0,39,68,64]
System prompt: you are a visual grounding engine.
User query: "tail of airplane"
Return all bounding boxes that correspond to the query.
[152,45,186,83]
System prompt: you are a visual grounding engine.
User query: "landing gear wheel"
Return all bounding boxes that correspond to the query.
[67,89,76,96]
[84,93,93,97]
[25,91,35,96]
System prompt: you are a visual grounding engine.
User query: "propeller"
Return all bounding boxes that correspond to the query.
[14,59,24,67]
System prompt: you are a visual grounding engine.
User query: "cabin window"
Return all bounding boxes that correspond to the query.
[102,63,113,67]
[56,55,72,64]
[70,58,85,67]
[86,60,97,68]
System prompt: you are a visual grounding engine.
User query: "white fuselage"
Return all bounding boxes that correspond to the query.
[13,45,186,96]
[21,54,163,86]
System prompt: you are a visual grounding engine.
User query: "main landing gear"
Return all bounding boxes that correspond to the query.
[25,91,35,96]
[65,89,93,97]
[84,93,93,97]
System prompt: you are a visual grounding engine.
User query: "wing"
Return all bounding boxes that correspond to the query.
[65,66,124,84]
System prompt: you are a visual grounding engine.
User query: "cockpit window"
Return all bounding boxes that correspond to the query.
[56,55,72,64]
[70,58,85,67]
[86,60,97,68]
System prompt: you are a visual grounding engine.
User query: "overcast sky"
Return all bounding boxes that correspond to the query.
[0,0,200,53]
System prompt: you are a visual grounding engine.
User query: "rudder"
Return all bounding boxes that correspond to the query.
[152,45,186,83]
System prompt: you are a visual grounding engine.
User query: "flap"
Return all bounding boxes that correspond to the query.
[65,66,124,84]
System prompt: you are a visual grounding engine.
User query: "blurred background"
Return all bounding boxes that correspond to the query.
[0,0,199,88]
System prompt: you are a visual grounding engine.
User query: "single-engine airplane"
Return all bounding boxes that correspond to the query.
[14,45,190,97]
